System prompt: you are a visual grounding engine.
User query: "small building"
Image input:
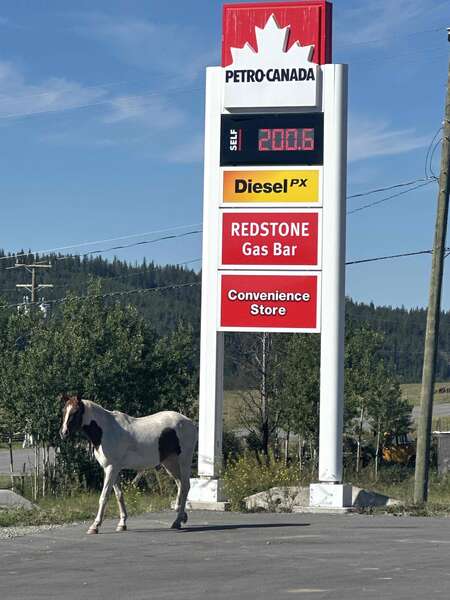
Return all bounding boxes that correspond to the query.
[433,432,450,476]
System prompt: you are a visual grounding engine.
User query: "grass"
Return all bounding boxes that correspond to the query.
[346,465,450,516]
[401,381,450,406]
[0,487,173,528]
[0,442,23,450]
[226,384,450,422]
[224,390,248,429]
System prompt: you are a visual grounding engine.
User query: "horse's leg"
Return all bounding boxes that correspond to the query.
[176,469,190,527]
[113,481,128,532]
[87,465,118,534]
[175,433,196,527]
[161,455,185,529]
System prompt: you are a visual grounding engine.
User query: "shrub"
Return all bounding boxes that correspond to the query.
[223,452,305,511]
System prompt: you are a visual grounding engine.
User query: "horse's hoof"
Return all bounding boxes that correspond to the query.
[181,512,188,524]
[170,520,181,530]
[87,527,98,535]
[116,525,127,532]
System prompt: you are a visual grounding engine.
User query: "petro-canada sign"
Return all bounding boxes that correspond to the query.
[192,1,349,508]
[224,15,318,109]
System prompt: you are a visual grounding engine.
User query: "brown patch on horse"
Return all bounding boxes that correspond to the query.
[158,428,181,462]
[82,421,103,449]
[61,395,85,435]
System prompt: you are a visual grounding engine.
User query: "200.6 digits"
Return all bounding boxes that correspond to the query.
[258,128,314,152]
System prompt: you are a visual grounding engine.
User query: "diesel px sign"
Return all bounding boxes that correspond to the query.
[222,168,321,204]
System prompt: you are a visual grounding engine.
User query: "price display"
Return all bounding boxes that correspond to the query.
[221,113,323,166]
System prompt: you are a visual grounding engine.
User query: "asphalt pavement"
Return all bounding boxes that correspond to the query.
[1,510,450,600]
[0,448,55,475]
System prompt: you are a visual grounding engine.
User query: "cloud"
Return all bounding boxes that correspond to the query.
[0,60,196,160]
[0,61,107,120]
[0,61,188,135]
[348,115,429,162]
[75,13,216,82]
[104,94,185,128]
[335,0,448,47]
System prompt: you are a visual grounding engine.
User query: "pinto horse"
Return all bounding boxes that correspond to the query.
[59,394,197,534]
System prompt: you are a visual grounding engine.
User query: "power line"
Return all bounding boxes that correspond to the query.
[1,280,201,310]
[425,126,443,178]
[345,248,439,266]
[1,241,448,310]
[347,177,435,201]
[0,41,445,123]
[54,230,202,262]
[0,223,202,264]
[430,136,443,178]
[347,180,436,215]
[0,176,438,266]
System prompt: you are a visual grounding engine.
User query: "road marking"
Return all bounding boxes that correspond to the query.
[285,589,331,594]
[394,538,450,544]
[270,534,324,540]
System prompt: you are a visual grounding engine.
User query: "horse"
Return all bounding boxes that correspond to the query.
[59,394,197,534]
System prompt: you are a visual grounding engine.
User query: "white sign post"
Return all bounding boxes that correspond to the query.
[189,14,350,509]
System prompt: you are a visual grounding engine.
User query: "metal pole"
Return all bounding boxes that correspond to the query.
[31,267,36,304]
[192,68,225,505]
[318,64,348,483]
[414,54,450,504]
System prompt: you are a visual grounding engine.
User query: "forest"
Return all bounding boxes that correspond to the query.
[0,250,448,384]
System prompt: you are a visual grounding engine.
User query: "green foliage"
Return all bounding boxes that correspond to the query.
[0,486,172,528]
[223,453,304,511]
[229,321,408,465]
[274,333,320,448]
[222,428,244,467]
[0,281,199,493]
[346,299,450,382]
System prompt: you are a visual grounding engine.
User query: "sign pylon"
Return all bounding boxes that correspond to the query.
[189,2,351,509]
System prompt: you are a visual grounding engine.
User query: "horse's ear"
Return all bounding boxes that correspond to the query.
[58,393,69,404]
[76,393,82,402]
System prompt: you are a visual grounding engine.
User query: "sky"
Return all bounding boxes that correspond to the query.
[0,0,449,309]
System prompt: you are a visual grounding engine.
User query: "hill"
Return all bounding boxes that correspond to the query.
[0,251,449,384]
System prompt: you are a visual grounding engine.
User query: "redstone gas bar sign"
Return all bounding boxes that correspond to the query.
[221,210,320,267]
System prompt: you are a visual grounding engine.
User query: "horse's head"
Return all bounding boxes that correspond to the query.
[59,394,85,440]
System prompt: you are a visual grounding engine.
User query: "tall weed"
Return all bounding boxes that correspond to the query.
[223,452,307,511]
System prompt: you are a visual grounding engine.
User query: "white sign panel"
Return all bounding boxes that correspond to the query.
[223,15,318,109]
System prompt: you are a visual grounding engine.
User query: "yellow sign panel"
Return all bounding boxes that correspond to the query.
[223,170,320,204]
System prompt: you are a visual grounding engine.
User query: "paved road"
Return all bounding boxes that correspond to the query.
[412,402,450,422]
[0,448,55,475]
[2,511,450,599]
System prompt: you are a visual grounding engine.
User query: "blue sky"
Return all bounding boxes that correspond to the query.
[0,0,449,309]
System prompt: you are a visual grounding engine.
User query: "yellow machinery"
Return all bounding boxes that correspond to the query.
[382,433,415,465]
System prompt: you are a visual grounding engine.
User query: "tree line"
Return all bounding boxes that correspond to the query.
[1,251,447,382]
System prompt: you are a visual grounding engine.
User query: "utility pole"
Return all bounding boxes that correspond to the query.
[414,41,450,504]
[8,262,53,307]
